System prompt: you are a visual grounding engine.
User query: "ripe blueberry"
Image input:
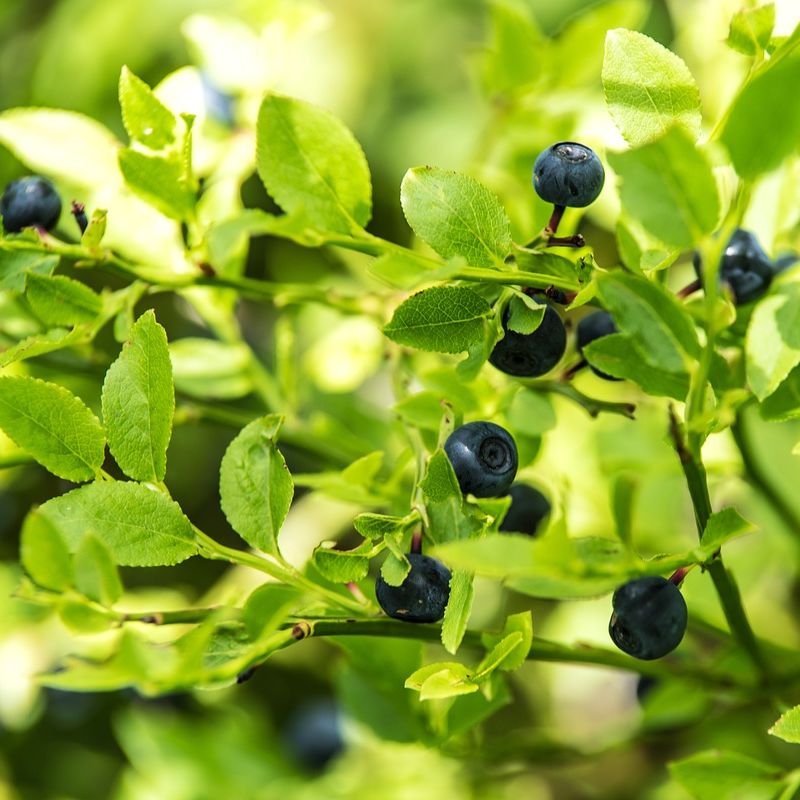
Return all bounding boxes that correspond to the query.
[1,176,62,233]
[609,575,687,660]
[375,553,451,623]
[444,421,518,498]
[576,311,622,381]
[489,301,567,378]
[533,142,605,208]
[285,698,344,770]
[499,483,550,536]
[693,228,772,305]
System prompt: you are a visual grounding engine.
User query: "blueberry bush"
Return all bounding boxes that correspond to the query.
[3,1,800,798]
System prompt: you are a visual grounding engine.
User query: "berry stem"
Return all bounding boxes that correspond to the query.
[561,358,588,381]
[545,234,586,249]
[668,406,774,684]
[538,381,636,419]
[410,531,423,555]
[545,205,566,236]
[677,278,702,299]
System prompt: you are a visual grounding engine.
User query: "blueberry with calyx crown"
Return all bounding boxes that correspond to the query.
[444,421,518,498]
[375,553,451,623]
[1,176,62,233]
[609,575,688,660]
[576,311,622,381]
[499,484,550,536]
[489,300,567,378]
[533,142,605,208]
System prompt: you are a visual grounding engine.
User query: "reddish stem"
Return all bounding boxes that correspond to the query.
[678,279,702,299]
[561,358,588,381]
[545,205,566,236]
[410,531,422,555]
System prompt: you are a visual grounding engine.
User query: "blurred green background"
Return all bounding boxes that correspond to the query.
[3,1,800,798]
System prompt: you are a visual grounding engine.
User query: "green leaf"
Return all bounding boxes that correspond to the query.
[118,148,196,221]
[441,570,474,654]
[0,108,120,188]
[119,66,177,150]
[380,550,411,587]
[39,482,198,566]
[393,391,451,431]
[312,539,373,584]
[293,451,386,505]
[0,375,105,482]
[669,750,785,800]
[400,166,512,268]
[746,283,800,400]
[24,272,103,327]
[419,449,485,546]
[603,29,702,146]
[760,364,800,421]
[383,286,492,354]
[512,248,582,288]
[0,250,58,292]
[595,271,700,374]
[607,127,719,248]
[480,0,545,95]
[59,600,115,635]
[583,334,691,399]
[505,294,545,334]
[81,208,107,249]
[256,93,372,234]
[699,507,755,556]
[169,338,254,400]
[475,631,524,679]
[354,512,418,541]
[611,474,637,549]
[102,310,174,483]
[219,415,293,557]
[505,389,557,436]
[481,612,533,673]
[720,43,800,179]
[73,535,123,606]
[769,705,800,744]
[0,328,88,369]
[20,510,72,591]
[727,4,776,56]
[433,532,669,600]
[242,583,303,639]
[405,662,480,700]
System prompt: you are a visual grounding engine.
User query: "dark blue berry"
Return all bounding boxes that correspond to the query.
[533,142,605,208]
[693,228,773,305]
[285,699,344,770]
[375,553,451,623]
[576,311,622,381]
[444,421,518,498]
[499,483,550,536]
[1,176,62,233]
[489,301,567,377]
[609,576,687,660]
